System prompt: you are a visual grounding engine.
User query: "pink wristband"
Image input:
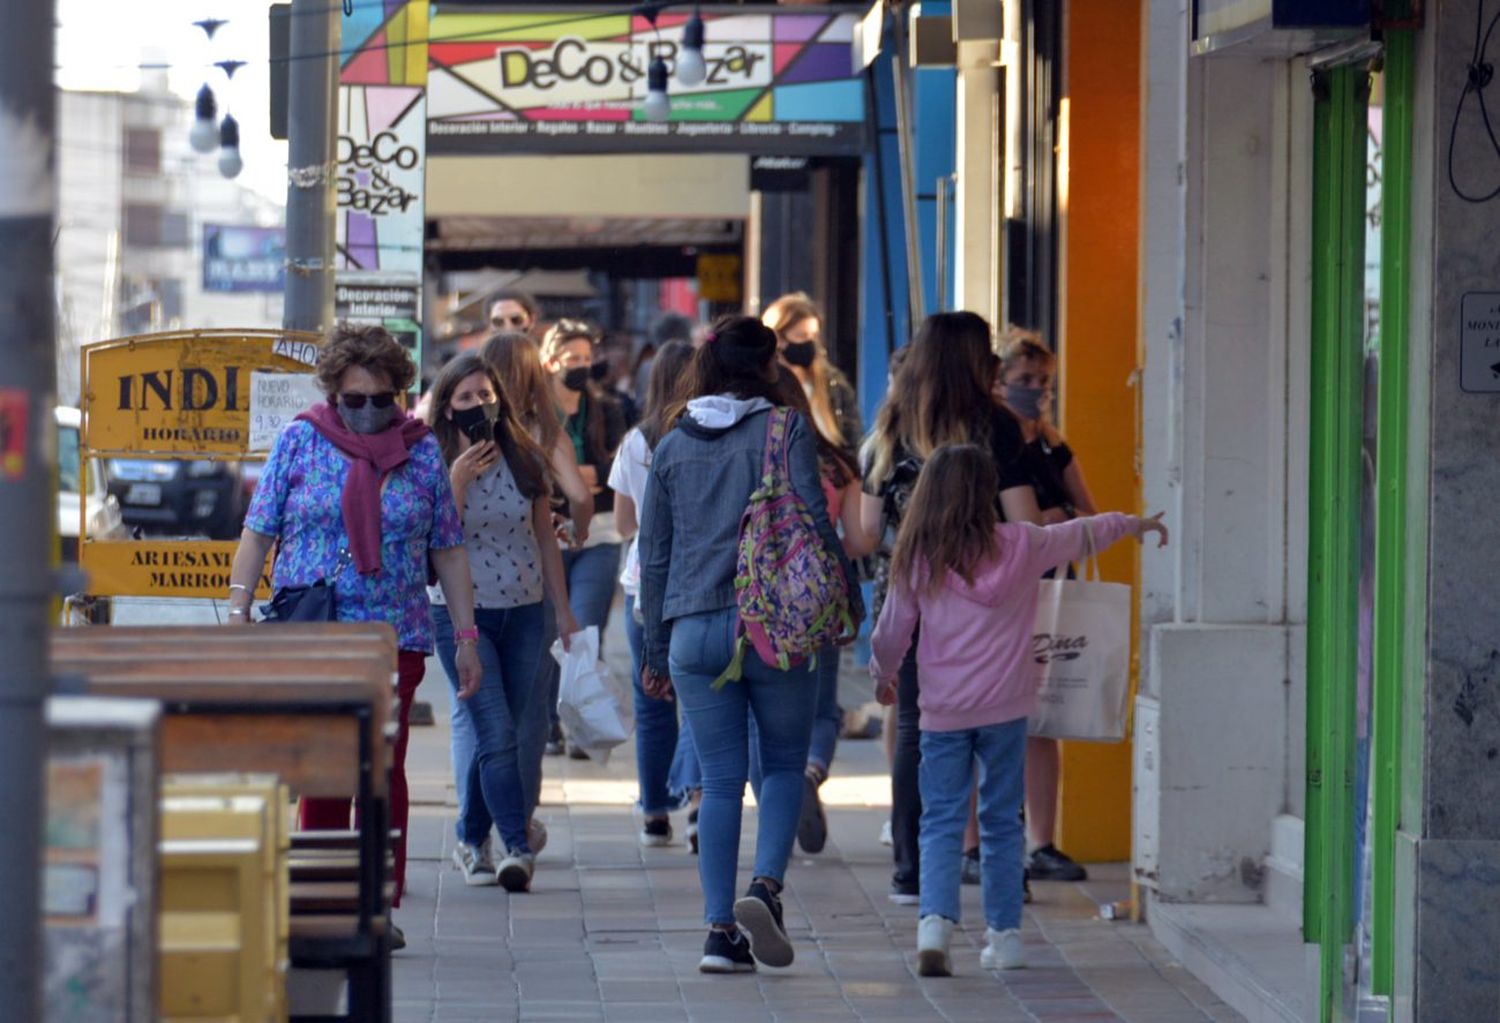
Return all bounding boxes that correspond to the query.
[454,626,479,643]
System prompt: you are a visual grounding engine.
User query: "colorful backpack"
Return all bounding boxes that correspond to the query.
[715,407,855,687]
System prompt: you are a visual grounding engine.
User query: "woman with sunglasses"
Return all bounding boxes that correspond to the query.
[226,323,482,950]
[424,352,576,892]
[489,289,540,336]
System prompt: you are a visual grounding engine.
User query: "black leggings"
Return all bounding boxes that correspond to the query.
[891,643,922,891]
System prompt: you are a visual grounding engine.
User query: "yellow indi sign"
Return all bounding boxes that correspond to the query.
[79,330,321,600]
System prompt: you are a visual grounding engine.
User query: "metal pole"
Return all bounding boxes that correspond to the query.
[283,0,342,333]
[0,1,56,1016]
[890,3,927,323]
[935,174,952,311]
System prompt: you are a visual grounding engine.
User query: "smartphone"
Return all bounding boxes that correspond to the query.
[462,417,495,445]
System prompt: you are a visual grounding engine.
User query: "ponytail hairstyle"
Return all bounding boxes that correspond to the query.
[772,366,857,488]
[762,291,844,448]
[862,311,1001,489]
[888,444,1001,596]
[424,352,551,500]
[481,331,561,454]
[666,314,782,427]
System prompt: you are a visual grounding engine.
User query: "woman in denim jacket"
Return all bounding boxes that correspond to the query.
[638,315,863,975]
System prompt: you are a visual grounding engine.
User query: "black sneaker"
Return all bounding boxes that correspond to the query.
[733,881,794,967]
[960,848,981,886]
[699,928,756,974]
[1028,844,1088,882]
[687,808,700,855]
[640,816,672,848]
[889,882,920,906]
[544,722,565,757]
[796,773,828,854]
[389,923,406,951]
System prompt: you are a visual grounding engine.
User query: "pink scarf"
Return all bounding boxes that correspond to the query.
[297,401,432,576]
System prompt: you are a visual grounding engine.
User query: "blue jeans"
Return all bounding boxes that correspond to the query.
[670,608,817,926]
[515,597,559,818]
[748,645,841,793]
[918,718,1028,933]
[433,602,545,853]
[626,593,689,814]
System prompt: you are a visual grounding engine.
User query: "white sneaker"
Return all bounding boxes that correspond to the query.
[916,915,954,977]
[452,838,498,887]
[879,819,893,846]
[497,849,535,893]
[980,927,1025,970]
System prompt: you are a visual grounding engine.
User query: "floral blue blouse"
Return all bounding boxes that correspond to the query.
[246,421,464,653]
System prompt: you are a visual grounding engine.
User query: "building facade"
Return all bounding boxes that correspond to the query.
[56,84,284,404]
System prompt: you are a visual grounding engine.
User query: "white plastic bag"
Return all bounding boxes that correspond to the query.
[550,626,634,765]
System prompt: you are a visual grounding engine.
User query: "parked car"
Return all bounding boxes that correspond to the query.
[56,406,125,561]
[107,456,245,540]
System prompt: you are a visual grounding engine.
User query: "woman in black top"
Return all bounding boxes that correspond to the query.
[996,329,1098,885]
[859,312,1043,903]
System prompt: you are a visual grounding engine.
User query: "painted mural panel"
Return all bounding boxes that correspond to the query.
[425,5,865,155]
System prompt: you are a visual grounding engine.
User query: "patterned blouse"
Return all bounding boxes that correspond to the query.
[428,457,544,611]
[246,421,464,653]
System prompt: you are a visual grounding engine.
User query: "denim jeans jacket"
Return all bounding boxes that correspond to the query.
[638,397,862,675]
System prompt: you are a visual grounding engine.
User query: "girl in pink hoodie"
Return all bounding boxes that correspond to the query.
[869,444,1166,977]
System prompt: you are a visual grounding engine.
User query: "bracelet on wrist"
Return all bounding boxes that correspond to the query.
[454,626,480,644]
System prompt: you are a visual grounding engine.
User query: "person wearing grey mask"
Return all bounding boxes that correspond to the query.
[224,324,482,952]
[991,328,1100,892]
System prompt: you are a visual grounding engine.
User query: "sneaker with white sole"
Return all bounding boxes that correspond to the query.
[497,849,534,893]
[699,927,756,973]
[980,927,1025,970]
[640,817,672,847]
[733,880,794,968]
[452,838,498,886]
[916,915,954,977]
[686,808,700,855]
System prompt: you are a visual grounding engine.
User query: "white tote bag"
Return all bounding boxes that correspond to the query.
[1027,522,1133,742]
[550,626,635,766]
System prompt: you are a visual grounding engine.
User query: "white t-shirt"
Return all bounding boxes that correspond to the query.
[606,427,652,596]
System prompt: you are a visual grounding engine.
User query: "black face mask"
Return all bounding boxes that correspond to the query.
[562,366,591,393]
[590,360,611,382]
[782,341,817,369]
[451,402,499,444]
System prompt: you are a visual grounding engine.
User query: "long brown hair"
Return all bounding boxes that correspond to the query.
[425,353,551,500]
[763,291,845,449]
[639,339,696,450]
[889,444,1001,596]
[481,331,561,454]
[773,366,857,487]
[862,311,1001,489]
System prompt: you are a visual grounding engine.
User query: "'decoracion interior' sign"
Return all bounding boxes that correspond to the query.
[79,329,322,599]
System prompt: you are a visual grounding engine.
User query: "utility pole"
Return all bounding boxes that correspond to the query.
[0,0,56,1016]
[283,0,341,333]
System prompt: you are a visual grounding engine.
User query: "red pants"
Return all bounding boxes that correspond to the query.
[300,649,424,907]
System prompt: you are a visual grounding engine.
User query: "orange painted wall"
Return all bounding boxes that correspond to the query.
[1054,0,1143,862]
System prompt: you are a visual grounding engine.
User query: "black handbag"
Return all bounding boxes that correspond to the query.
[260,579,337,622]
[259,549,349,623]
